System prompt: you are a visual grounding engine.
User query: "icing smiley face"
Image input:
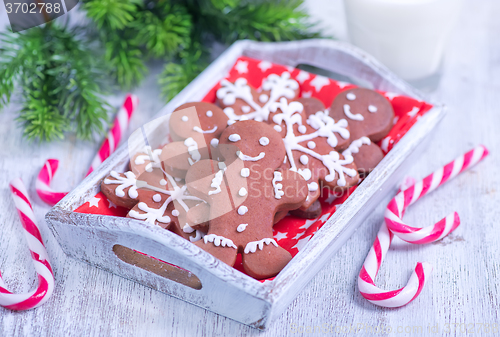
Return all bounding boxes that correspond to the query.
[218,120,285,169]
[329,88,394,142]
[161,102,229,178]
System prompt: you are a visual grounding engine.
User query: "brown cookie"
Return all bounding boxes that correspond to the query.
[160,102,228,178]
[101,151,207,242]
[342,137,385,176]
[216,72,300,125]
[268,98,359,210]
[329,88,394,142]
[185,120,308,279]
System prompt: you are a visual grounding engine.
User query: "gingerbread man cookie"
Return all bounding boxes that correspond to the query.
[329,88,394,173]
[185,120,308,279]
[101,146,206,242]
[268,98,359,210]
[160,102,228,178]
[216,72,300,125]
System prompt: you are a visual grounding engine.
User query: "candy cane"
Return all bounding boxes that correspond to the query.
[36,95,138,206]
[1,179,55,310]
[87,94,139,176]
[359,145,489,307]
[385,145,489,244]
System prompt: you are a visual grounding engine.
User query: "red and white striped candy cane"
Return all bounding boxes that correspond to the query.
[359,145,489,307]
[35,159,68,206]
[358,222,433,307]
[87,94,139,176]
[1,179,55,310]
[36,94,138,206]
[385,145,489,244]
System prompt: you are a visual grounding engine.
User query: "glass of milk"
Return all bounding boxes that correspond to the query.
[344,0,463,84]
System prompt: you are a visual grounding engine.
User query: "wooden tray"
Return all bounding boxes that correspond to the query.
[45,39,445,330]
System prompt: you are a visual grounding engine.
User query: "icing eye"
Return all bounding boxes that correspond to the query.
[172,209,180,217]
[368,105,378,113]
[181,116,188,122]
[346,93,356,100]
[206,110,213,117]
[210,138,219,147]
[259,137,269,146]
[228,134,241,142]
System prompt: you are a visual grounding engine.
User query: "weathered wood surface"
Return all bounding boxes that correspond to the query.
[1,0,499,335]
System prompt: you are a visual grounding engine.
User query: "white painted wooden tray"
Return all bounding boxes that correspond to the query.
[45,39,445,330]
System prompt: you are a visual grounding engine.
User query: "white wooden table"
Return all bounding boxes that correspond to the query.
[1,0,499,335]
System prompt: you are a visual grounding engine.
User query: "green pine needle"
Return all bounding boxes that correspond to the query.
[0,23,111,141]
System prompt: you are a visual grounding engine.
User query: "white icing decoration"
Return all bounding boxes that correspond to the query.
[104,171,139,198]
[300,155,309,165]
[153,194,162,202]
[272,171,284,199]
[134,146,162,172]
[241,106,251,113]
[298,168,312,181]
[184,137,201,165]
[129,202,171,225]
[368,105,378,113]
[218,162,226,170]
[172,209,180,217]
[208,169,224,195]
[274,125,282,132]
[204,234,237,249]
[307,141,316,149]
[238,187,247,197]
[210,138,219,147]
[237,224,248,232]
[237,151,265,162]
[181,116,188,122]
[244,238,278,254]
[307,111,350,145]
[183,224,195,233]
[216,72,298,124]
[229,134,241,142]
[240,168,250,177]
[160,179,167,186]
[206,110,213,117]
[346,93,356,100]
[259,137,270,146]
[238,205,248,215]
[269,98,357,187]
[193,125,217,134]
[342,137,371,161]
[308,182,319,191]
[298,125,307,134]
[189,230,205,242]
[343,104,364,121]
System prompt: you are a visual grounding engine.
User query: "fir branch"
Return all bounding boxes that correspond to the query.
[159,42,208,101]
[81,0,141,31]
[131,1,193,58]
[188,0,320,43]
[0,23,111,141]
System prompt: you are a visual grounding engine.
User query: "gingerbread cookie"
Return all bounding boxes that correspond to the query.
[342,137,385,175]
[216,72,300,125]
[160,102,228,178]
[185,120,308,279]
[268,98,359,210]
[329,88,394,142]
[101,147,207,242]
